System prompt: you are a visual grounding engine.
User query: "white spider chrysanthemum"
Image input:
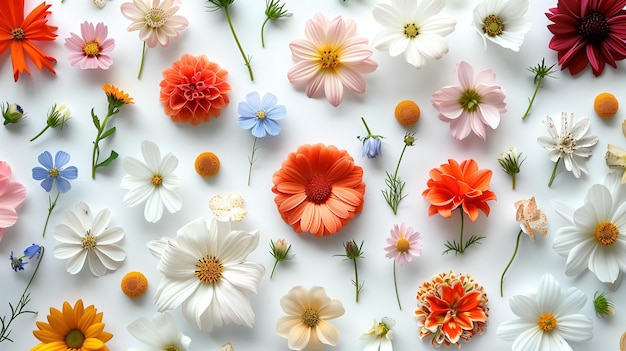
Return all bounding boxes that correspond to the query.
[497,274,593,351]
[128,312,191,351]
[147,216,264,331]
[121,140,182,223]
[553,172,626,284]
[372,0,456,69]
[537,112,598,183]
[53,201,126,277]
[472,0,531,51]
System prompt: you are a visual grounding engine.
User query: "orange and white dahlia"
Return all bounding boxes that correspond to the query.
[414,270,488,347]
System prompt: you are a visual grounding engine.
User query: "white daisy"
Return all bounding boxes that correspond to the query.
[497,274,593,351]
[360,317,395,351]
[472,0,531,52]
[128,312,191,351]
[537,112,598,184]
[209,193,248,222]
[553,172,626,284]
[121,140,182,223]
[147,216,264,331]
[53,201,126,277]
[372,0,456,69]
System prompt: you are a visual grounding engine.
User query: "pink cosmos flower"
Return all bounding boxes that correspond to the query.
[385,223,422,266]
[64,21,115,70]
[431,61,506,141]
[287,13,378,107]
[0,162,27,242]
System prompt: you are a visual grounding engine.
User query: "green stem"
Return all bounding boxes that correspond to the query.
[137,41,146,79]
[261,17,270,48]
[393,145,408,180]
[224,6,254,81]
[353,258,359,303]
[548,158,560,187]
[270,259,279,279]
[522,75,543,120]
[91,107,115,179]
[42,193,60,237]
[511,173,516,190]
[393,260,401,310]
[458,208,465,254]
[361,116,372,135]
[247,137,258,186]
[500,230,523,297]
[29,125,50,142]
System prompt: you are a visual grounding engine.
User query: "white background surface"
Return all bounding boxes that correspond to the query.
[1,0,625,350]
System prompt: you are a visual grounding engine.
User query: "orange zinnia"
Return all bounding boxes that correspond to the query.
[272,144,365,237]
[422,158,496,222]
[0,0,57,82]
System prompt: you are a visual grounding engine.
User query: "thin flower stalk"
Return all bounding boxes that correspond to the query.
[382,133,415,214]
[269,238,292,279]
[392,260,401,309]
[443,209,485,255]
[522,58,556,120]
[247,137,258,186]
[41,193,60,237]
[261,0,291,47]
[500,229,522,296]
[335,240,365,302]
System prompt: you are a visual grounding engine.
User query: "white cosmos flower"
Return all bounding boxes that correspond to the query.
[360,317,395,351]
[121,140,182,223]
[128,312,191,351]
[472,0,531,52]
[147,216,264,331]
[553,172,626,284]
[497,274,593,351]
[372,0,456,69]
[53,201,126,277]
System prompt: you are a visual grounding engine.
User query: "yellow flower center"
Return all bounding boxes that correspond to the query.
[151,174,163,186]
[195,256,223,284]
[81,233,97,251]
[49,168,59,178]
[255,110,267,119]
[404,23,419,38]
[65,329,85,348]
[594,221,618,246]
[396,237,410,253]
[320,48,340,69]
[83,41,100,57]
[537,313,557,332]
[483,14,504,37]
[164,346,179,351]
[11,28,25,40]
[146,7,167,28]
[302,308,319,328]
[459,89,481,112]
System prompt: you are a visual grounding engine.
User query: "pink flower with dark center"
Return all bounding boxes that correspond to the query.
[0,162,26,242]
[64,21,115,70]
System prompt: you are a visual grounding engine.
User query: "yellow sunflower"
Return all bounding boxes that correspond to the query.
[31,299,113,351]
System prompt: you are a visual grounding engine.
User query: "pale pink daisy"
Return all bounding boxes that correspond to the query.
[385,223,422,266]
[431,61,507,141]
[120,0,189,48]
[287,13,378,107]
[0,162,26,242]
[64,21,115,70]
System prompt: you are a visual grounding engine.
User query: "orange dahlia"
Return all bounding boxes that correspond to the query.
[272,144,365,237]
[422,158,495,222]
[0,0,57,82]
[414,270,488,347]
[31,299,112,351]
[159,54,231,125]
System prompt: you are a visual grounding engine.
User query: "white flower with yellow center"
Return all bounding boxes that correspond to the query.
[553,171,626,284]
[120,0,189,48]
[472,0,531,52]
[497,274,593,351]
[128,312,191,351]
[148,216,264,331]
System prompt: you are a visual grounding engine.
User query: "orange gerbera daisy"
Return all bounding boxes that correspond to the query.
[272,144,365,237]
[0,0,57,82]
[415,271,488,347]
[159,54,231,125]
[102,83,134,106]
[31,299,113,351]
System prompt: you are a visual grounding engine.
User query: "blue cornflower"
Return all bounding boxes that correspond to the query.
[32,150,78,193]
[10,251,26,271]
[358,117,384,159]
[237,91,285,138]
[23,244,42,259]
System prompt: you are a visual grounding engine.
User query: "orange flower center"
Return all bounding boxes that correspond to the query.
[404,23,419,38]
[320,48,340,69]
[151,174,163,186]
[145,7,167,28]
[302,308,319,327]
[594,221,618,246]
[396,237,410,253]
[255,110,267,119]
[83,41,100,57]
[537,313,557,332]
[81,233,97,251]
[65,329,85,348]
[578,11,609,44]
[195,256,223,284]
[305,175,332,204]
[11,28,25,40]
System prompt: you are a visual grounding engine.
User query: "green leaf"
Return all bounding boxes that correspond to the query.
[91,108,100,130]
[96,150,119,168]
[100,127,116,140]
